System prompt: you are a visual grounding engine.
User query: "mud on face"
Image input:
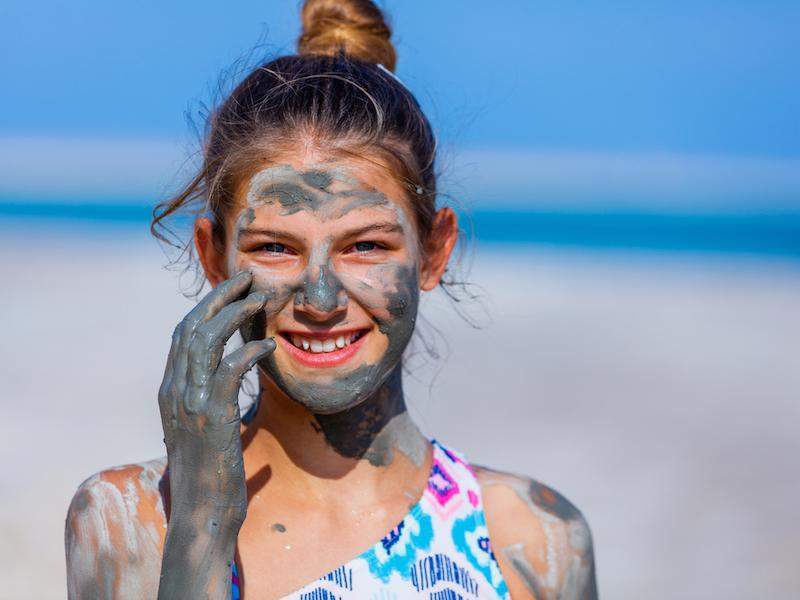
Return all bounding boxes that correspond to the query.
[231,162,422,414]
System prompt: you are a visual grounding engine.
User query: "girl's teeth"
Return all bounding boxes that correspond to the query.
[289,333,364,353]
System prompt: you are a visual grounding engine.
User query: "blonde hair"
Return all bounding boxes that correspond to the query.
[299,0,397,71]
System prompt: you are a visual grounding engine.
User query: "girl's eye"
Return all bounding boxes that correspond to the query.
[353,241,379,253]
[259,242,288,254]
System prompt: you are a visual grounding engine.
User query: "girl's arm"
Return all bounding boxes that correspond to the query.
[64,272,270,599]
[477,467,598,600]
[155,270,274,599]
[65,460,167,599]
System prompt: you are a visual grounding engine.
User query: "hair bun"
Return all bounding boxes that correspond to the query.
[298,0,397,72]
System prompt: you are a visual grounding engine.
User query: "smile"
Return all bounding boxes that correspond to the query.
[277,329,370,367]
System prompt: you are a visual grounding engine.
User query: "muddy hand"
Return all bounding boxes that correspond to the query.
[157,270,274,600]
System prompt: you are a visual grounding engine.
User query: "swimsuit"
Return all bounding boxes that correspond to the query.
[231,439,510,599]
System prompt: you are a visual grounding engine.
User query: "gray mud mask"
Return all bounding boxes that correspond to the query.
[235,164,421,415]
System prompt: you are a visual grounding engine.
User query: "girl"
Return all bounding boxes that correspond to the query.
[65,1,598,598]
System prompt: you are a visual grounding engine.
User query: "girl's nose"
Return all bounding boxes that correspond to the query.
[296,265,348,320]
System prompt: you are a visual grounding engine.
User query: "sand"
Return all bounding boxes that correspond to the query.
[1,221,798,599]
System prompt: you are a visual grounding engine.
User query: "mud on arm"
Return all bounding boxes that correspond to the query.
[65,465,165,599]
[156,271,275,599]
[477,468,598,600]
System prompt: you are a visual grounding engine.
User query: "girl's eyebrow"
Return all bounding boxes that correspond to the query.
[239,222,403,241]
[340,222,404,238]
[238,228,300,240]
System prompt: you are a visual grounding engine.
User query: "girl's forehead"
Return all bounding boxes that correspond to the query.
[248,163,371,196]
[238,196,407,238]
[230,159,417,233]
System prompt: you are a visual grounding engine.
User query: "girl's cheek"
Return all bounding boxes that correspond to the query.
[338,263,416,321]
[337,269,385,307]
[249,270,302,315]
[226,253,253,281]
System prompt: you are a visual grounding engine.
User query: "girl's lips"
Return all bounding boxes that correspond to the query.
[277,331,368,368]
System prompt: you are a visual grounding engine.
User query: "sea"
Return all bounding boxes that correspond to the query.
[2,199,799,258]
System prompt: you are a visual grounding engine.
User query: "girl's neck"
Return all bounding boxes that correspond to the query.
[241,367,430,505]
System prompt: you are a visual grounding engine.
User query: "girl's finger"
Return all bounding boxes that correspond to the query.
[171,271,254,385]
[208,339,276,417]
[185,291,269,393]
[181,271,253,338]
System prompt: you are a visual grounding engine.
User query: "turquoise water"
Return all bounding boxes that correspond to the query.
[1,200,799,257]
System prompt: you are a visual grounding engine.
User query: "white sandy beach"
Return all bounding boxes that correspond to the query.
[1,222,798,599]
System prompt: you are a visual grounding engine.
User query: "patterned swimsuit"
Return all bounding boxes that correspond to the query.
[231,440,510,599]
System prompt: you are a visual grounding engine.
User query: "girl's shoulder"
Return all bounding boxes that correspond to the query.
[65,457,168,598]
[473,465,598,600]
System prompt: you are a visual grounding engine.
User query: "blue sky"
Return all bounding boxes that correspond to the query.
[1,1,799,210]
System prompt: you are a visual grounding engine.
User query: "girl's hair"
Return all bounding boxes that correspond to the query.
[151,0,440,260]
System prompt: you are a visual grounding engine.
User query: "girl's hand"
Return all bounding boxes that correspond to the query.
[157,270,274,599]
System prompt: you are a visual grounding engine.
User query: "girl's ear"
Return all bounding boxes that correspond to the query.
[420,207,459,291]
[194,217,228,288]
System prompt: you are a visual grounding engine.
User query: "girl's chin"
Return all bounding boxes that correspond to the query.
[275,330,370,369]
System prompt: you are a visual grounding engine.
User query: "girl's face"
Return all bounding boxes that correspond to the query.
[198,154,454,414]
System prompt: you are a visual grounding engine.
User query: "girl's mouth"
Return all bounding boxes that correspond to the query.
[277,329,369,367]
